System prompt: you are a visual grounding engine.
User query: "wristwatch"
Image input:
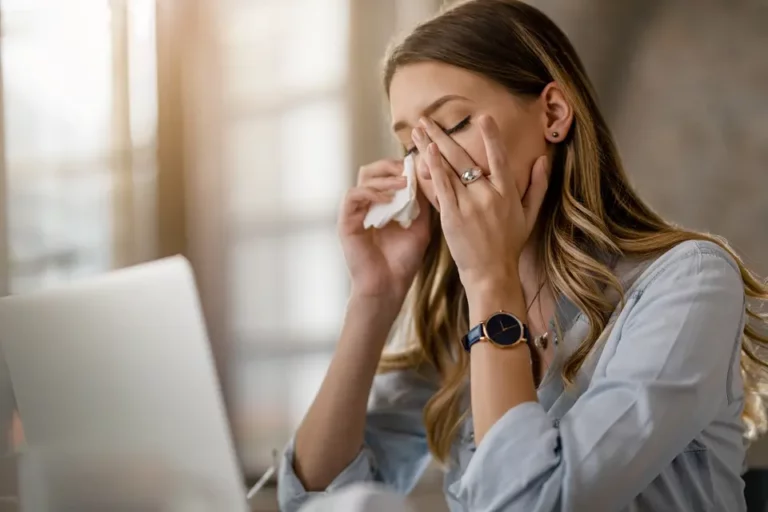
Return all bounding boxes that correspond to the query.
[461,311,530,352]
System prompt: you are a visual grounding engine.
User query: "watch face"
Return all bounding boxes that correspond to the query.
[485,313,523,346]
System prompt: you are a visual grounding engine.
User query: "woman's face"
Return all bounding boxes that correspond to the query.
[389,61,550,210]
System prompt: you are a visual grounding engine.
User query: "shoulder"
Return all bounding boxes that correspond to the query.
[614,239,743,298]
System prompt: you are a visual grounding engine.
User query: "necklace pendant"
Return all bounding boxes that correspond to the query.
[534,332,548,350]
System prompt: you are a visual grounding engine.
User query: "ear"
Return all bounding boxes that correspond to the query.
[540,82,573,143]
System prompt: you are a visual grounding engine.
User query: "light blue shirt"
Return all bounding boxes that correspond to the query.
[278,240,748,511]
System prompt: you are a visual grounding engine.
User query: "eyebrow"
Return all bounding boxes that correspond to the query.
[391,94,469,132]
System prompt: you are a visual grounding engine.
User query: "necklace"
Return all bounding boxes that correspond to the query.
[526,281,552,388]
[526,282,548,350]
[525,282,545,312]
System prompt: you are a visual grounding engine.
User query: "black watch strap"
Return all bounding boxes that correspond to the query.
[461,320,531,352]
[461,323,485,352]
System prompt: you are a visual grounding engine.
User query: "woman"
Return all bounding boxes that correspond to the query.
[278,1,768,510]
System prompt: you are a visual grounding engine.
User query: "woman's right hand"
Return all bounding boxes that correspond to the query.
[338,158,432,302]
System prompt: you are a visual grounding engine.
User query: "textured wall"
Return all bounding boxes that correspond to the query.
[536,0,768,272]
[536,0,768,467]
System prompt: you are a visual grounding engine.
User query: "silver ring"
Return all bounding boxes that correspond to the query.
[460,167,483,185]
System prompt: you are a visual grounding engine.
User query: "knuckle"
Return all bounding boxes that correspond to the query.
[348,185,370,199]
[479,191,495,209]
[358,162,375,176]
[491,152,506,167]
[441,210,460,230]
[344,187,360,203]
[462,201,479,217]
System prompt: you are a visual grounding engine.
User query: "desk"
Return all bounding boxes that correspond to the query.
[0,452,251,512]
[0,455,450,512]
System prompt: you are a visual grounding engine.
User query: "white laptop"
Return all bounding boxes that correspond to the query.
[0,256,249,510]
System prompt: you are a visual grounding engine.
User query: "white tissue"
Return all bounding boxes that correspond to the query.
[363,154,420,229]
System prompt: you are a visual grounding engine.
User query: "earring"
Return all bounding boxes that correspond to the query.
[551,131,559,138]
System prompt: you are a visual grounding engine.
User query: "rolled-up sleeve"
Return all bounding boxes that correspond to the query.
[277,368,436,512]
[454,241,746,511]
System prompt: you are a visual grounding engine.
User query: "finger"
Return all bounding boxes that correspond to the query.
[425,142,459,210]
[412,127,464,189]
[419,117,476,180]
[360,175,407,191]
[357,159,403,185]
[521,155,551,234]
[479,115,515,196]
[410,126,431,159]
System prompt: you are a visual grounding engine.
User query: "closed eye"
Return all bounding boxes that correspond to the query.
[404,115,472,156]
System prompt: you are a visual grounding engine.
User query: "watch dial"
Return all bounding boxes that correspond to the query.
[486,313,523,346]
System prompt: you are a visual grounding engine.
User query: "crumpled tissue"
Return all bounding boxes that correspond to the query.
[363,154,420,229]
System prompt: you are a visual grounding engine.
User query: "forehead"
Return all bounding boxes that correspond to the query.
[388,61,504,123]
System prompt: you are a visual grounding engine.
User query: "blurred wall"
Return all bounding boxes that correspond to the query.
[533,0,768,270]
[535,0,768,467]
[0,7,7,300]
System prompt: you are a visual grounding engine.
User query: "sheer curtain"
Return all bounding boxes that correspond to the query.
[211,0,441,474]
[219,0,352,474]
[1,0,158,294]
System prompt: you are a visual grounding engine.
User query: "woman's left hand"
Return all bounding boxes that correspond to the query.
[411,115,550,300]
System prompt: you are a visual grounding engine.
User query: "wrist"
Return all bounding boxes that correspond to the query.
[464,276,526,325]
[347,289,405,322]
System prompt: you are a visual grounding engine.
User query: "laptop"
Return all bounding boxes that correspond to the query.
[0,256,249,510]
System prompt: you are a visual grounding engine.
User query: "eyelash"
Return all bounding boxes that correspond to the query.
[405,115,472,157]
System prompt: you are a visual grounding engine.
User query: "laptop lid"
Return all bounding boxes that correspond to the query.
[0,256,247,510]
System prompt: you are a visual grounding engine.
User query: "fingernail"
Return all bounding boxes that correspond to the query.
[412,127,424,143]
[419,117,430,129]
[428,143,439,155]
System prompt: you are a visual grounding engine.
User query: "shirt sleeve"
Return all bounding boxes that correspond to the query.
[454,241,746,511]
[277,368,436,512]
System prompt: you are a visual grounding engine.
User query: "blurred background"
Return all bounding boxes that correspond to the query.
[0,0,765,510]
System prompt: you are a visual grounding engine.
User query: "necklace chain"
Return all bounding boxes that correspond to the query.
[526,281,550,354]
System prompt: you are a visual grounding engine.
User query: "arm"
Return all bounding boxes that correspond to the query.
[293,295,400,489]
[465,278,537,445]
[456,242,745,511]
[278,295,434,511]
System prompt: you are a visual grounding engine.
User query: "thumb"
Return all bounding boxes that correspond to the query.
[521,155,550,234]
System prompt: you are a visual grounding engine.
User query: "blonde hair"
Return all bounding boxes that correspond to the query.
[380,0,768,464]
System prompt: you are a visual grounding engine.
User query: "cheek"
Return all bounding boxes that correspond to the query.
[497,122,547,194]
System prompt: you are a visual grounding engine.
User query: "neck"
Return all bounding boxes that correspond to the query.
[517,233,556,334]
[518,236,543,299]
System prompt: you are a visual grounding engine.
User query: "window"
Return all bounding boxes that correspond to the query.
[1,0,158,294]
[219,0,352,473]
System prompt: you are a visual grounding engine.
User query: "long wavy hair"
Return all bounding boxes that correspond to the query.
[378,0,768,464]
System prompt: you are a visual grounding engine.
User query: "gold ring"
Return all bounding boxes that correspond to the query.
[460,167,483,185]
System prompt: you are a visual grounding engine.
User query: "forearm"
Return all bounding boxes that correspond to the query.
[466,279,537,444]
[293,293,402,490]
